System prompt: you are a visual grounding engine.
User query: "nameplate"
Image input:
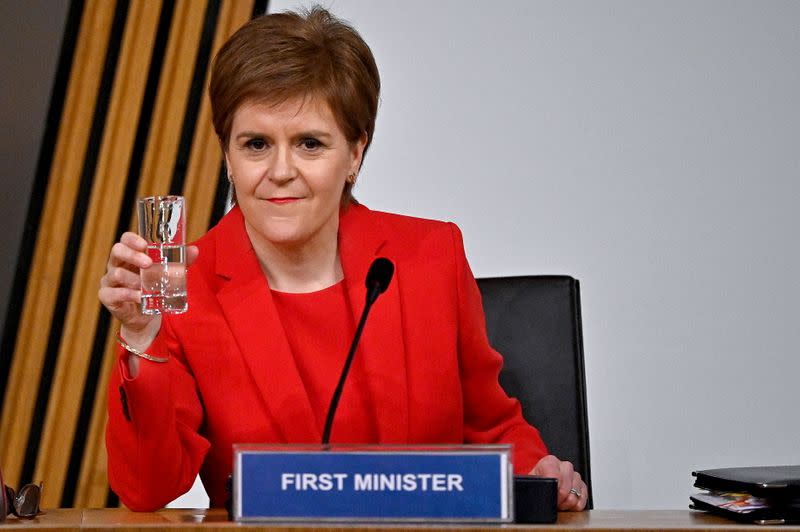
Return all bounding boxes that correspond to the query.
[233,444,512,522]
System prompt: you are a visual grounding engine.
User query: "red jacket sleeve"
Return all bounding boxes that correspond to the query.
[448,223,549,473]
[106,318,210,511]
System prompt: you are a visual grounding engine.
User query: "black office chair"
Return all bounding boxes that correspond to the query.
[477,275,592,508]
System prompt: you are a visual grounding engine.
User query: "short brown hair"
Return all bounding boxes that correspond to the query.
[209,7,380,203]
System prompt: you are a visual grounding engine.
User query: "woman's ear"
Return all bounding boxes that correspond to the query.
[224,152,233,182]
[351,131,368,170]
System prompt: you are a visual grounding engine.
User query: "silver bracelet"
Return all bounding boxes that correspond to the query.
[115,330,169,363]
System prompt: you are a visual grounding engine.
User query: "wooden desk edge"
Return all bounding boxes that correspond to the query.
[1,509,798,531]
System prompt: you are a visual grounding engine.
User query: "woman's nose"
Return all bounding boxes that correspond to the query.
[267,146,297,183]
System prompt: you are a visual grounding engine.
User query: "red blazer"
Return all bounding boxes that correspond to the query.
[106,204,548,511]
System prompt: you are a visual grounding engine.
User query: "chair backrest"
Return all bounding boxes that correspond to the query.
[477,275,592,507]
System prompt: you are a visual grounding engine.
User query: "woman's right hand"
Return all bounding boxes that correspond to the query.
[100,232,199,361]
[99,232,161,348]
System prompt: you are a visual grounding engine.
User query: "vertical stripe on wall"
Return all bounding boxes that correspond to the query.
[0,0,85,420]
[0,0,119,496]
[0,0,263,508]
[62,0,178,508]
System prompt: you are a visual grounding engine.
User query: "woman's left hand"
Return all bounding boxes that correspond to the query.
[530,455,588,511]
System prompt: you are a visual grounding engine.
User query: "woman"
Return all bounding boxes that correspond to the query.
[99,7,587,512]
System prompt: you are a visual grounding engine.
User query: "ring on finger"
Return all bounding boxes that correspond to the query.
[569,487,582,498]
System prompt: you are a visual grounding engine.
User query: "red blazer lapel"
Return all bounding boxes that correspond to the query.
[213,207,320,442]
[339,204,409,443]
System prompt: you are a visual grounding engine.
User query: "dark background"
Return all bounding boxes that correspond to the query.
[0,1,70,332]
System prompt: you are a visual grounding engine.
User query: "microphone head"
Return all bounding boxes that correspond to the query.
[365,257,394,297]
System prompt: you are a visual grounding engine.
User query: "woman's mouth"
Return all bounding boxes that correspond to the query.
[267,197,301,204]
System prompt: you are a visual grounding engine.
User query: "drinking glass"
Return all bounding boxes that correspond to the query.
[137,195,187,314]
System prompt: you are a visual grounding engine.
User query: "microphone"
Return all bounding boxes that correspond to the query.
[321,258,394,445]
[365,257,394,304]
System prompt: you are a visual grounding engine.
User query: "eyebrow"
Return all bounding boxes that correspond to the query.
[295,130,333,140]
[235,131,265,141]
[234,130,334,141]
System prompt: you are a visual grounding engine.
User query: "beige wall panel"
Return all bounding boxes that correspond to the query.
[0,0,115,488]
[34,0,162,507]
[135,0,209,203]
[76,0,209,507]
[74,329,118,508]
[184,0,255,241]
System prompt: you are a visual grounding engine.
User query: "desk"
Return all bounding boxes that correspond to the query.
[1,509,799,531]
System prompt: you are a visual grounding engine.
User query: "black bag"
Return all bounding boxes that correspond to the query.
[691,465,800,524]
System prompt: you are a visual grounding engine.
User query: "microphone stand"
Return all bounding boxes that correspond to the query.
[321,258,393,446]
[320,295,376,446]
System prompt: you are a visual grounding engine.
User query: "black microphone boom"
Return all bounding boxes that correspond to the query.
[321,258,394,445]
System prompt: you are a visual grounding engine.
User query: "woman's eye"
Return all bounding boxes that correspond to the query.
[246,138,267,151]
[299,138,322,151]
